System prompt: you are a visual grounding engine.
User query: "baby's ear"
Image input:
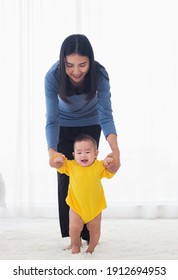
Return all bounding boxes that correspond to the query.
[72,152,75,158]
[95,150,99,158]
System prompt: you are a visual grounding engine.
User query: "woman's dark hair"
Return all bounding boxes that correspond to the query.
[58,34,98,102]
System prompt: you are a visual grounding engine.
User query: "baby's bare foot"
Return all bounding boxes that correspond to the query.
[86,247,94,254]
[72,245,80,254]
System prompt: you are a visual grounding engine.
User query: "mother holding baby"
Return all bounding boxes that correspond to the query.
[44,34,121,245]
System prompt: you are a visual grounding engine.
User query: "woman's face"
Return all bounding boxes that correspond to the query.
[65,53,90,85]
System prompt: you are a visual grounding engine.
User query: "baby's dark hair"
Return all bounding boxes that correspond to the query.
[74,134,97,149]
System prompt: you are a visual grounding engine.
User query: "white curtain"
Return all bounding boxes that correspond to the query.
[0,0,178,218]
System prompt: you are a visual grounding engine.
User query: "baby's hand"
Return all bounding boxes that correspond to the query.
[52,153,66,167]
[103,156,113,166]
[49,153,66,168]
[52,154,66,164]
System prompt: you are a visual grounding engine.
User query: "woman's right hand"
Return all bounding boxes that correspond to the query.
[48,148,65,168]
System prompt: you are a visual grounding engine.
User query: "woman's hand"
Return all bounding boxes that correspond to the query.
[104,152,121,173]
[48,148,65,168]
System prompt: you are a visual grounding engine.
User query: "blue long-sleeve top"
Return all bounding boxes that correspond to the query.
[44,61,117,150]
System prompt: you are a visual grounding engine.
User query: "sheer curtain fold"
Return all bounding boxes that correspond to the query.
[0,0,178,218]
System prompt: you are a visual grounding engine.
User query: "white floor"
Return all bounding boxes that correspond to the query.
[0,218,178,260]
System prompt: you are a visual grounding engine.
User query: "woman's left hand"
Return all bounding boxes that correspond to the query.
[104,152,121,173]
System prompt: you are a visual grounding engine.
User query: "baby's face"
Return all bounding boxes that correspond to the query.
[73,140,98,167]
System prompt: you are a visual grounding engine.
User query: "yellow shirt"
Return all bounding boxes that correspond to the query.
[57,159,114,223]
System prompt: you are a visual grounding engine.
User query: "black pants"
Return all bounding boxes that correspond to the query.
[57,125,101,240]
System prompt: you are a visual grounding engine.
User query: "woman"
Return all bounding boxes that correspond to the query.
[44,34,121,244]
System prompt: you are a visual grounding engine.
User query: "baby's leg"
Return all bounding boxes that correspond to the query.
[69,208,84,254]
[86,213,101,254]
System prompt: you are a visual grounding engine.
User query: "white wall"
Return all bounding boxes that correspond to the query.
[0,0,178,218]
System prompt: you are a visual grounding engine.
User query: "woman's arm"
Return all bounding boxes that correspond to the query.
[105,134,121,173]
[45,65,60,151]
[97,67,121,173]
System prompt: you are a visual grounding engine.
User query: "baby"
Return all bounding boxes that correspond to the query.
[53,134,116,254]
